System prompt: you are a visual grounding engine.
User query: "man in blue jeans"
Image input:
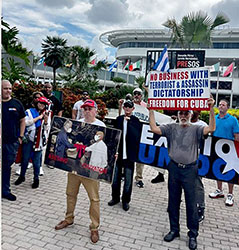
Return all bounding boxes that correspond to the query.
[149,97,215,250]
[108,100,141,211]
[2,80,25,201]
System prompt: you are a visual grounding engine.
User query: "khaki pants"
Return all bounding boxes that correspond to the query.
[135,162,144,181]
[65,172,100,230]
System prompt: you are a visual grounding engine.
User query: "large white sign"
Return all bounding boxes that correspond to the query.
[147,67,210,110]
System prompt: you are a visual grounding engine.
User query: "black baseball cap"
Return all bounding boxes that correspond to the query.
[123,100,134,108]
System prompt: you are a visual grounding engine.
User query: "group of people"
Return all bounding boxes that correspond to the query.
[2,81,63,201]
[2,80,239,249]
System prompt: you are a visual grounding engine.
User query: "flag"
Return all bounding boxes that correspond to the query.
[130,60,141,71]
[223,63,234,77]
[108,60,117,72]
[209,62,220,72]
[153,45,170,72]
[37,57,45,65]
[123,60,130,70]
[90,58,96,65]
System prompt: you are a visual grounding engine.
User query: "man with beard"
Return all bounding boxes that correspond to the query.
[43,83,63,117]
[148,97,215,250]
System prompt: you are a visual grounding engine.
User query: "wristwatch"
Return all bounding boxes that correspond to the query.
[19,136,23,139]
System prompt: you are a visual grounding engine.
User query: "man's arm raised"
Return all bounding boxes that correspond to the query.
[203,97,216,135]
[149,108,162,135]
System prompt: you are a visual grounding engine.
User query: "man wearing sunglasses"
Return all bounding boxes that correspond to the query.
[149,98,215,250]
[108,100,141,211]
[132,88,147,188]
[55,99,105,244]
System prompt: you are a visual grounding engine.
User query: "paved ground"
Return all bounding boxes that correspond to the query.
[2,164,239,250]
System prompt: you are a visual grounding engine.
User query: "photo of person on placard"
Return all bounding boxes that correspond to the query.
[83,131,108,179]
[55,120,75,158]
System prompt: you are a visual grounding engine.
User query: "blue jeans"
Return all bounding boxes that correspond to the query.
[111,159,134,203]
[167,160,199,238]
[20,141,42,181]
[2,141,19,195]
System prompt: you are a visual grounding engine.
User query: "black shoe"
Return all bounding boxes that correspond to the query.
[15,176,25,185]
[151,173,165,184]
[32,179,39,189]
[2,193,17,201]
[164,231,180,242]
[136,180,144,188]
[122,202,130,211]
[198,207,205,223]
[108,199,120,206]
[189,237,197,250]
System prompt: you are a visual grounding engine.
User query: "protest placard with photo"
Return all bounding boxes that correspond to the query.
[44,116,121,183]
[147,67,210,110]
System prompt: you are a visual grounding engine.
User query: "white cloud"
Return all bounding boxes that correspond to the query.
[2,0,238,59]
[35,0,76,9]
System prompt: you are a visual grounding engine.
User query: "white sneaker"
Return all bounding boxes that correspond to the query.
[27,163,33,169]
[39,167,44,176]
[225,194,234,206]
[15,166,21,176]
[209,189,224,198]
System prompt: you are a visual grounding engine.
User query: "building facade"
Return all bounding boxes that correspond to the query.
[100,28,239,107]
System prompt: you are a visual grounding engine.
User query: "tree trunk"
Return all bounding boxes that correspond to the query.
[53,67,56,90]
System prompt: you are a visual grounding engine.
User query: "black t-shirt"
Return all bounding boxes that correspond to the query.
[43,93,63,116]
[2,98,26,144]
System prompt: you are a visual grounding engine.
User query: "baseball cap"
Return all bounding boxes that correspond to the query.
[82,91,89,95]
[36,96,50,105]
[123,100,134,108]
[133,88,142,95]
[81,99,97,109]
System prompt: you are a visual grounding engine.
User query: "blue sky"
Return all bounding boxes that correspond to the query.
[2,0,239,63]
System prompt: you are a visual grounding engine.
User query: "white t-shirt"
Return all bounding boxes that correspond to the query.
[123,118,127,159]
[73,100,84,120]
[79,118,106,128]
[192,119,207,126]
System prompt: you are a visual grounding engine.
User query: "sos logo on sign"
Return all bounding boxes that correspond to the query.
[176,51,205,69]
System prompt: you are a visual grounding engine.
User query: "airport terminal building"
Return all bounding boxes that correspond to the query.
[100,27,239,107]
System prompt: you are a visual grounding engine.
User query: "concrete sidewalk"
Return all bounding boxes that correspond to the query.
[2,164,239,250]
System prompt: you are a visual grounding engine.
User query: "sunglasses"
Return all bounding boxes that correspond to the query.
[133,91,142,96]
[179,111,190,116]
[83,107,93,111]
[124,103,133,108]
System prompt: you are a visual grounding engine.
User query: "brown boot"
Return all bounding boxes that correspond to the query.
[55,220,73,230]
[90,230,99,243]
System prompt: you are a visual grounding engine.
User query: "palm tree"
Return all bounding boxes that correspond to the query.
[41,36,68,88]
[68,46,95,80]
[163,11,230,49]
[1,18,32,65]
[2,58,29,83]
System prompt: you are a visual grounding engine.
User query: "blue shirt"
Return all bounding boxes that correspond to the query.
[213,113,239,140]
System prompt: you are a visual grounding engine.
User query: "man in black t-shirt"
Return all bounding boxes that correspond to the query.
[2,80,26,201]
[42,83,63,117]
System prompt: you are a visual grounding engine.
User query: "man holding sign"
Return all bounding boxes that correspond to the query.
[55,99,106,244]
[148,97,215,250]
